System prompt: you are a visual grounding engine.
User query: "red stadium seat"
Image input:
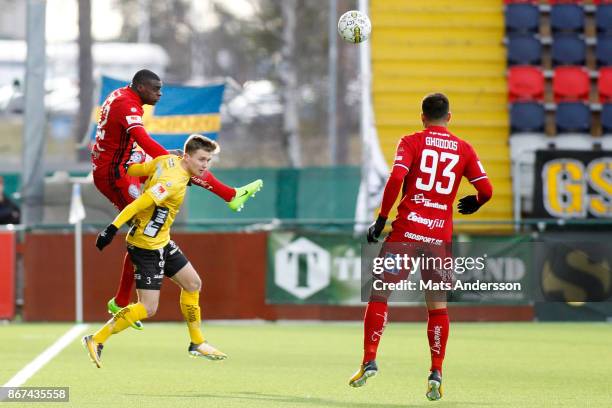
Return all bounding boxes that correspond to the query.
[553,66,590,102]
[598,67,612,102]
[508,66,545,102]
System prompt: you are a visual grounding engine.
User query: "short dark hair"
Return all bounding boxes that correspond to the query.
[132,69,160,86]
[184,134,220,155]
[422,93,450,121]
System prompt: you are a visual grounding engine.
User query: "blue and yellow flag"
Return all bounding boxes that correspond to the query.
[90,76,225,149]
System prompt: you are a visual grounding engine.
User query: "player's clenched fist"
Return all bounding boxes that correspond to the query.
[367,215,387,243]
[96,224,118,251]
[457,195,482,215]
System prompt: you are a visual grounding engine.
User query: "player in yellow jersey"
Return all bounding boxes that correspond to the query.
[82,134,256,368]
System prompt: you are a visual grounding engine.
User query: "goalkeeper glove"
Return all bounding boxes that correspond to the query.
[96,224,118,251]
[458,195,482,215]
[367,215,387,243]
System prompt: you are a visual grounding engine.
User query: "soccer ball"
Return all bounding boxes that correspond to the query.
[337,10,372,44]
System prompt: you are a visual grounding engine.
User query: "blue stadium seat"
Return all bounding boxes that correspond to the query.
[552,34,586,66]
[510,102,546,132]
[602,103,612,134]
[550,4,585,33]
[596,4,612,34]
[505,4,540,33]
[596,35,612,66]
[555,103,591,133]
[508,34,542,65]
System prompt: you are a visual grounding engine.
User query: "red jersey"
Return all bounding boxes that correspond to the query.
[91,86,166,182]
[381,126,489,243]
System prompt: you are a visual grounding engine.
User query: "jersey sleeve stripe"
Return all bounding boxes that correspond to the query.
[469,175,488,183]
[126,124,145,133]
[393,163,410,171]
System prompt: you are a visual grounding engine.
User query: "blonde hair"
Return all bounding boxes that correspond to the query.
[184,134,220,155]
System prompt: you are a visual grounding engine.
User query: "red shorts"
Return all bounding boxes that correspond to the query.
[374,236,453,286]
[93,170,141,211]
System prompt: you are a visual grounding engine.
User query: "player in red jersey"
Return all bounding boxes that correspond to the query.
[92,69,262,329]
[348,93,493,400]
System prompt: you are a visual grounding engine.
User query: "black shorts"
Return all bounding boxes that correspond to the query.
[127,240,189,290]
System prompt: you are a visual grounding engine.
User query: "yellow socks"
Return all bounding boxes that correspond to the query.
[93,302,148,344]
[180,289,205,345]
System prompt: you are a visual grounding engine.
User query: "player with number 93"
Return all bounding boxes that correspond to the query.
[350,93,493,401]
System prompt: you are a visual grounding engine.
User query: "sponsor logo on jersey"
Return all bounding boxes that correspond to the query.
[128,184,141,199]
[410,194,448,211]
[150,183,169,201]
[125,115,143,125]
[403,231,443,246]
[428,130,450,137]
[395,156,403,161]
[477,160,485,173]
[407,211,445,229]
[129,151,145,164]
[431,325,442,354]
[130,107,138,113]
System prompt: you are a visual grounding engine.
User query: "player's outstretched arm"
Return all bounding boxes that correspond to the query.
[190,172,236,202]
[95,194,155,251]
[129,126,168,158]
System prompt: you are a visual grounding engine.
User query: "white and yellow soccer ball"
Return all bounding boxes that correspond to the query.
[337,10,372,44]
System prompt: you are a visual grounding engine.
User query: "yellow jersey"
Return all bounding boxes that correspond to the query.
[126,155,191,250]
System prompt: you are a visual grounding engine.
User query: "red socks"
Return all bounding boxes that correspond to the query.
[362,301,388,363]
[362,303,449,373]
[427,308,449,373]
[114,252,135,307]
[190,171,235,202]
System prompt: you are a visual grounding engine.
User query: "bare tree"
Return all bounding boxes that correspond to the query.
[280,0,301,168]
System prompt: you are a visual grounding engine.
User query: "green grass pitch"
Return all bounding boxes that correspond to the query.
[1,322,611,407]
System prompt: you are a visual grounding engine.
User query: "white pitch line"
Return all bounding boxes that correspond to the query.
[3,323,89,388]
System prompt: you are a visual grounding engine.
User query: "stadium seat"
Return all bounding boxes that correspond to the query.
[595,36,612,66]
[509,133,551,163]
[601,103,612,133]
[555,102,592,133]
[553,66,590,102]
[510,102,546,132]
[548,0,584,4]
[508,66,545,102]
[602,133,612,150]
[554,134,596,150]
[552,34,586,66]
[509,133,551,212]
[595,4,612,33]
[550,4,585,33]
[508,34,542,65]
[505,4,540,33]
[598,67,612,102]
